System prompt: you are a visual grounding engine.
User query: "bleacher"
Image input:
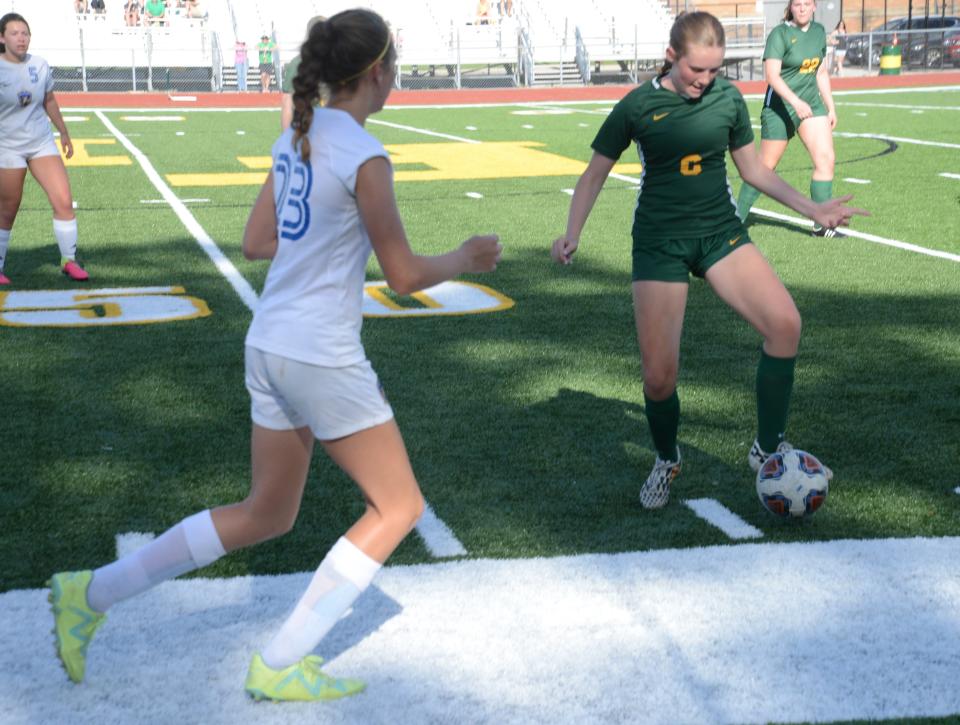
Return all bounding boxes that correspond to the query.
[9,0,753,90]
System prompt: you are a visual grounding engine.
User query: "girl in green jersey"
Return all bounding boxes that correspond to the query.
[553,11,866,509]
[737,0,839,235]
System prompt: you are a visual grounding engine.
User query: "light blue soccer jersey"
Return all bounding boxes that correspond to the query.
[0,54,55,149]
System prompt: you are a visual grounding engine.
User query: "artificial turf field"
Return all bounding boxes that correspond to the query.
[0,84,958,723]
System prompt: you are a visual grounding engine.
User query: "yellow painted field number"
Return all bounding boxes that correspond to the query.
[0,286,210,327]
[363,281,514,317]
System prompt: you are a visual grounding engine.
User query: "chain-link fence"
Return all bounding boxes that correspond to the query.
[35,25,220,92]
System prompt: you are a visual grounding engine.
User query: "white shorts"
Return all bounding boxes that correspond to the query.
[245,346,394,440]
[0,138,61,169]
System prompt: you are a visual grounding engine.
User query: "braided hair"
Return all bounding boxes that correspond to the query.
[0,13,30,55]
[292,8,394,162]
[659,11,725,76]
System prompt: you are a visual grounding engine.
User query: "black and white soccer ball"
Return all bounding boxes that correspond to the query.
[756,448,829,518]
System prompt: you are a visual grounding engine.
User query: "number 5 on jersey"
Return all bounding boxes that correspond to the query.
[275,152,313,241]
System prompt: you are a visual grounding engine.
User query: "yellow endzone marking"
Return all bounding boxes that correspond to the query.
[364,285,403,310]
[169,143,643,187]
[58,139,132,167]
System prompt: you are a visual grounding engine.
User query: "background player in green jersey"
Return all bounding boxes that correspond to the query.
[737,0,839,236]
[552,11,866,509]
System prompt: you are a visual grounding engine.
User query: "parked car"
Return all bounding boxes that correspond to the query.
[845,16,960,67]
[902,16,960,67]
[945,28,960,66]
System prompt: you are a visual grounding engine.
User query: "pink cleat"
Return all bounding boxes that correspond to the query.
[0,271,9,285]
[62,260,89,282]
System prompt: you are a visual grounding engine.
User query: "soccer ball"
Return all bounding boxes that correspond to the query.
[756,448,829,518]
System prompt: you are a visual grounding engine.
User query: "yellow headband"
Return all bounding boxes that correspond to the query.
[336,36,392,86]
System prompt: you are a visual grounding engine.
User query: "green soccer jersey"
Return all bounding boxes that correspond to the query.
[763,21,827,107]
[591,75,754,241]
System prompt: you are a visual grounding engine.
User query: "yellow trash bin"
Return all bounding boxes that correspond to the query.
[879,44,902,75]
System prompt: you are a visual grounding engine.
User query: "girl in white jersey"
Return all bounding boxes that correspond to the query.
[0,13,88,285]
[48,8,501,702]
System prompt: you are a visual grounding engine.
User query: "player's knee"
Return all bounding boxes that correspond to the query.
[239,498,298,541]
[643,367,678,400]
[770,308,802,346]
[815,150,835,174]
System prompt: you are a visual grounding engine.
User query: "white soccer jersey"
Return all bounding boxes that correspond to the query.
[245,108,390,367]
[0,54,55,149]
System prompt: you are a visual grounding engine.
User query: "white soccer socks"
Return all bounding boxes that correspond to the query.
[86,510,226,612]
[52,217,79,261]
[261,537,380,670]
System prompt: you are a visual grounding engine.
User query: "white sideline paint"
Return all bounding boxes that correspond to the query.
[62,115,88,122]
[843,177,872,184]
[465,192,483,199]
[753,208,960,263]
[116,532,156,559]
[941,173,960,180]
[835,131,960,150]
[562,188,575,195]
[954,486,960,495]
[836,102,960,111]
[140,198,210,204]
[684,498,763,540]
[119,115,186,121]
[95,110,260,311]
[368,118,480,144]
[416,503,467,558]
[6,537,959,722]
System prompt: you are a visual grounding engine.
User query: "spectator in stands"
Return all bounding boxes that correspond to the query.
[144,0,167,26]
[74,0,89,15]
[185,0,204,20]
[235,40,248,92]
[281,15,326,130]
[258,34,276,93]
[827,19,847,76]
[476,0,491,25]
[0,12,90,286]
[90,0,106,17]
[124,0,141,26]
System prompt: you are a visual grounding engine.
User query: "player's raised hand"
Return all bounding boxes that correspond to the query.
[551,236,579,265]
[813,194,869,230]
[460,234,502,272]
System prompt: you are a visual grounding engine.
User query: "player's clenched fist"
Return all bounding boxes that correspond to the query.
[460,234,502,272]
[551,236,578,265]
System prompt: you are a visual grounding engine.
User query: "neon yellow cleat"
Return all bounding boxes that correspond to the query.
[245,653,365,702]
[48,571,105,684]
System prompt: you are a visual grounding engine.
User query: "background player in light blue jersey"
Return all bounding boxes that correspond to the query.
[0,13,88,285]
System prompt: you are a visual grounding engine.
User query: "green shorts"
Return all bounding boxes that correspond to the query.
[761,94,828,141]
[632,225,753,282]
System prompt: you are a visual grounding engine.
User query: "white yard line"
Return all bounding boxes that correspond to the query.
[96,110,260,311]
[6,537,959,723]
[835,102,960,111]
[416,503,467,558]
[835,131,960,150]
[116,532,156,559]
[941,173,960,180]
[684,498,764,540]
[750,207,960,263]
[368,118,480,144]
